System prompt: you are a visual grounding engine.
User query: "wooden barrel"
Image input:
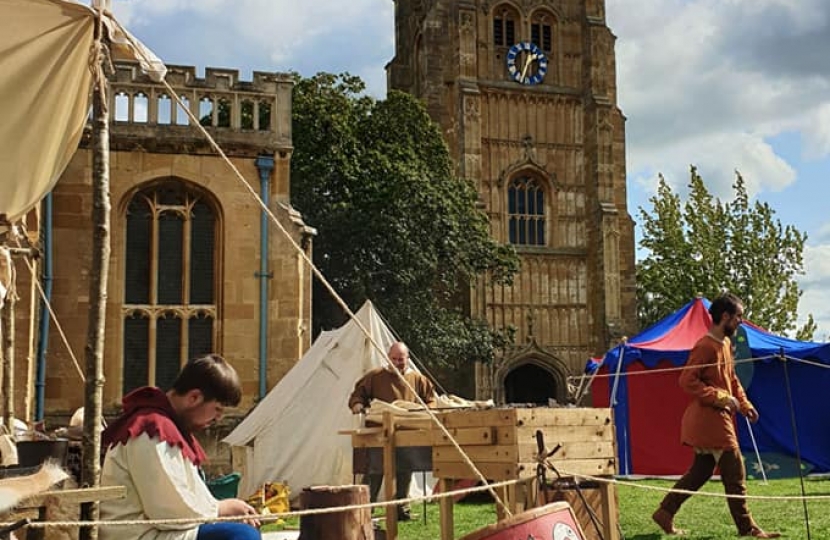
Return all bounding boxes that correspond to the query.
[459,501,586,540]
[298,484,374,540]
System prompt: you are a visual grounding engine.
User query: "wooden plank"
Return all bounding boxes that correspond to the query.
[19,486,126,508]
[514,408,613,428]
[394,429,432,447]
[436,409,518,428]
[516,441,617,462]
[350,431,386,448]
[496,425,615,446]
[543,458,617,477]
[431,427,495,446]
[432,460,526,480]
[434,457,614,481]
[433,444,518,463]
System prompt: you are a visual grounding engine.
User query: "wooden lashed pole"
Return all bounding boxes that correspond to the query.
[79,7,111,540]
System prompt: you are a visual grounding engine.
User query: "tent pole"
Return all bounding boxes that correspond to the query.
[743,416,767,484]
[780,348,811,539]
[608,340,628,474]
[608,339,627,406]
[80,10,111,540]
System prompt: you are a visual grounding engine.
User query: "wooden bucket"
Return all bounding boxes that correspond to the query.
[459,501,586,540]
[298,484,374,540]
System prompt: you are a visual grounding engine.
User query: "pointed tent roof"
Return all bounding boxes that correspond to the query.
[595,297,830,373]
[223,300,398,498]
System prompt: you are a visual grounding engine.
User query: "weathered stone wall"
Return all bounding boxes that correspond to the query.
[389,0,637,402]
[11,64,313,420]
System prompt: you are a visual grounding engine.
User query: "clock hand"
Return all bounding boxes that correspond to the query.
[520,52,535,83]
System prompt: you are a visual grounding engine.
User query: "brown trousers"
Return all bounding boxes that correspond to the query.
[658,449,756,534]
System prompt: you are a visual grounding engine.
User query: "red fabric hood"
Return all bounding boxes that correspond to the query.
[101,387,207,466]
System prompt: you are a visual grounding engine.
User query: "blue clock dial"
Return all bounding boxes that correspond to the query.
[506,42,548,85]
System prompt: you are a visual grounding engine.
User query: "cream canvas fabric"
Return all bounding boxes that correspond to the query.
[225,301,438,500]
[0,0,165,223]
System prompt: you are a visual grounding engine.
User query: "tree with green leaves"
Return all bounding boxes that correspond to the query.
[290,73,519,370]
[637,166,816,340]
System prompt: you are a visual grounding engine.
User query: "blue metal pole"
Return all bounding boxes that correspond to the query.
[35,192,53,421]
[254,155,274,400]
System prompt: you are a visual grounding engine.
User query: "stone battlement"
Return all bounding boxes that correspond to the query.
[92,62,294,156]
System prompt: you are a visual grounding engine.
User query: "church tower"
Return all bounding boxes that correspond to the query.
[388,0,637,403]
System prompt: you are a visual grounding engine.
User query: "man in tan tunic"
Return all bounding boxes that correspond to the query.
[348,341,436,520]
[652,294,780,538]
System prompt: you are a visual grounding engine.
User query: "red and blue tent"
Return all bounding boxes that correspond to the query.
[588,297,830,476]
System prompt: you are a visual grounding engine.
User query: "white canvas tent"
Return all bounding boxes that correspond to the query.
[224,301,434,500]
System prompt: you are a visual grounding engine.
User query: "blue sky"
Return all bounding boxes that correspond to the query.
[111,0,830,339]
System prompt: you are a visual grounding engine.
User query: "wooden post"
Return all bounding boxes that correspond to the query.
[382,411,398,540]
[1,290,14,428]
[298,484,374,540]
[438,478,454,540]
[80,12,111,540]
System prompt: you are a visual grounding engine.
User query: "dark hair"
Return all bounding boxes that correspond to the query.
[709,293,743,324]
[170,354,242,407]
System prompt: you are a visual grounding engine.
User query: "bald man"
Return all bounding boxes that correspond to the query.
[348,342,436,520]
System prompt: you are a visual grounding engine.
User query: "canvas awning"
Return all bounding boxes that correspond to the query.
[0,0,165,224]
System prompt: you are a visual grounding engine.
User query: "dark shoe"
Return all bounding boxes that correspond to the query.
[741,528,781,538]
[652,508,685,535]
[397,508,412,521]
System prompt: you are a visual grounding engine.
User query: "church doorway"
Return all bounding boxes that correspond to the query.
[503,362,558,405]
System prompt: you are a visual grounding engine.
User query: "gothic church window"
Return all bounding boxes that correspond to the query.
[508,176,545,246]
[123,180,219,394]
[531,12,553,52]
[493,6,518,47]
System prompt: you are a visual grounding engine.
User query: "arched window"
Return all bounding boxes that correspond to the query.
[493,5,518,48]
[531,11,554,52]
[508,176,545,246]
[122,180,219,394]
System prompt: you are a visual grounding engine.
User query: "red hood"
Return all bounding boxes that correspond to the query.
[101,387,206,466]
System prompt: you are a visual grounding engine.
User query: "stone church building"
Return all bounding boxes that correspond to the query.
[8,0,635,421]
[388,0,637,403]
[10,64,314,420]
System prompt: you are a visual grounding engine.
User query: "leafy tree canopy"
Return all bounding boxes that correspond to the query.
[637,166,816,341]
[290,73,519,368]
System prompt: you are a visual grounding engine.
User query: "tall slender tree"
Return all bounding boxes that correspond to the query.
[637,166,816,339]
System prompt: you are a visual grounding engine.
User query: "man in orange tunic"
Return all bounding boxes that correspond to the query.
[652,294,780,538]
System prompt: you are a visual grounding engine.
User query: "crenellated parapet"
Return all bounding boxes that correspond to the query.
[85,62,295,157]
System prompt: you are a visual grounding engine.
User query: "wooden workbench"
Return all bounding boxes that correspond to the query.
[345,407,618,540]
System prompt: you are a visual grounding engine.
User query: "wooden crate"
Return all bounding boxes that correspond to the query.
[428,407,619,540]
[430,408,617,480]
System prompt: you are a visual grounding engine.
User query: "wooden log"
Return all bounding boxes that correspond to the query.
[298,484,374,540]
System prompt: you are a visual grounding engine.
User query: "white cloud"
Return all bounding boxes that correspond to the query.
[609,0,830,197]
[798,243,830,341]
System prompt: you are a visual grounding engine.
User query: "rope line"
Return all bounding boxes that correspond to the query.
[569,354,788,383]
[13,229,85,382]
[107,23,515,517]
[555,469,830,502]
[1,478,524,529]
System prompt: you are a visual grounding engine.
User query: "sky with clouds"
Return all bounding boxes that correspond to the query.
[111,0,830,339]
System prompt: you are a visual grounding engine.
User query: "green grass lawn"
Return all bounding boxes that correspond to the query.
[385,476,830,539]
[262,477,830,539]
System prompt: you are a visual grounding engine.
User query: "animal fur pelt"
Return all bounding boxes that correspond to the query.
[0,462,69,514]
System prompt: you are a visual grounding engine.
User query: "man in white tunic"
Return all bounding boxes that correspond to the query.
[100,354,260,540]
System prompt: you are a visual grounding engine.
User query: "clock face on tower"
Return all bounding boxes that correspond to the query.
[506,41,548,85]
